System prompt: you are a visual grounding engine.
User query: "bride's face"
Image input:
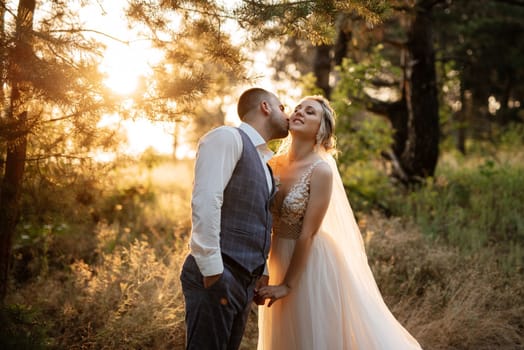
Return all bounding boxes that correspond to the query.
[289,99,323,141]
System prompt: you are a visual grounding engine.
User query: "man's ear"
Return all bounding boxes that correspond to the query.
[260,100,271,115]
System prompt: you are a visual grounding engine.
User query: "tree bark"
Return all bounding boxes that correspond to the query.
[334,26,351,66]
[313,44,332,98]
[340,2,440,184]
[400,1,440,180]
[0,0,35,303]
[367,97,409,158]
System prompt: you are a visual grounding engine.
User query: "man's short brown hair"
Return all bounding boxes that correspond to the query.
[237,88,271,120]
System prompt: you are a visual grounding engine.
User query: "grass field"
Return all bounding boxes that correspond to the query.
[2,152,523,349]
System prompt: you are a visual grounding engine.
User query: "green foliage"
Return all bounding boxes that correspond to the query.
[98,185,156,245]
[0,304,48,349]
[330,47,397,137]
[342,159,396,212]
[125,0,244,120]
[434,0,524,128]
[0,1,116,145]
[233,0,388,44]
[435,60,463,153]
[6,159,193,348]
[331,47,392,111]
[12,159,112,282]
[12,158,192,287]
[338,116,393,163]
[336,114,395,212]
[324,51,396,211]
[299,72,325,97]
[495,122,524,151]
[392,158,524,270]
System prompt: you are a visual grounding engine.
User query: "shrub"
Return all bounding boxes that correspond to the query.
[391,158,524,271]
[7,234,188,350]
[0,304,48,350]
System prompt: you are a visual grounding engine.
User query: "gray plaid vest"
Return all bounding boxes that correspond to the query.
[220,128,275,274]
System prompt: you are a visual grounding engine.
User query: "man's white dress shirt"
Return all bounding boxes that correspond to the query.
[190,122,273,277]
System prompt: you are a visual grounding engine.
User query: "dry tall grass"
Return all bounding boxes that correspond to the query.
[239,211,524,350]
[7,224,188,349]
[362,212,524,350]
[3,158,523,349]
[8,212,522,349]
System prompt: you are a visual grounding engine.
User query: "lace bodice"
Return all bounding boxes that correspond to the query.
[271,159,324,239]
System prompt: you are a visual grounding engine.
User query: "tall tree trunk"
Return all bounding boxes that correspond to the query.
[0,0,5,112]
[0,0,35,303]
[0,1,6,177]
[334,25,351,66]
[313,44,332,98]
[401,1,439,180]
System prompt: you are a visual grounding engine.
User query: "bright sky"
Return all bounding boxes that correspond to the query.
[81,1,300,159]
[78,2,193,159]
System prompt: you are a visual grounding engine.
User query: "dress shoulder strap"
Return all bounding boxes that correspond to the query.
[301,159,326,182]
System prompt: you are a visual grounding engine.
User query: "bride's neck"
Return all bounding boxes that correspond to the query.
[288,140,315,163]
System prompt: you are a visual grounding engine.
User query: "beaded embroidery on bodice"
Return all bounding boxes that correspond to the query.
[271,159,324,240]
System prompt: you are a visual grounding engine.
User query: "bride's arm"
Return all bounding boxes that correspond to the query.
[258,162,333,306]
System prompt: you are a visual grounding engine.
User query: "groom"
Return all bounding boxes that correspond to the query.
[180,87,289,349]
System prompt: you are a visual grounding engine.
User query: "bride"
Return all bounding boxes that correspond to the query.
[256,95,422,349]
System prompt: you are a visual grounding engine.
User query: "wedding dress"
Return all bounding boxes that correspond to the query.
[257,153,422,350]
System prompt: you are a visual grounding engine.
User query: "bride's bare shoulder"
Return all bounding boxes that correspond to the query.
[311,160,332,181]
[308,160,333,199]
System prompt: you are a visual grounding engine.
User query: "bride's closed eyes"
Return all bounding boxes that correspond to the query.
[294,104,319,116]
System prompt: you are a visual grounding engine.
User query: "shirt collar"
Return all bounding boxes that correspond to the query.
[239,122,274,163]
[239,122,265,147]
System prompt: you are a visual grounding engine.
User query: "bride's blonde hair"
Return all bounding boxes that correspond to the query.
[309,95,337,153]
[277,95,337,155]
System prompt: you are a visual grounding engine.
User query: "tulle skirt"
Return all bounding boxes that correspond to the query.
[257,229,422,350]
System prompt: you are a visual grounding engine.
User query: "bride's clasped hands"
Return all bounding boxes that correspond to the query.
[256,282,291,307]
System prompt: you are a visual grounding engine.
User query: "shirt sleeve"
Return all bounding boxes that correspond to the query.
[190,127,241,276]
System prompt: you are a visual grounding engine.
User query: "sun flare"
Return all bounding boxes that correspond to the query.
[100,41,162,95]
[101,47,140,95]
[82,1,179,157]
[84,1,290,160]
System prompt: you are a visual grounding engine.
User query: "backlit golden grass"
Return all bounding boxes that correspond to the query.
[3,155,523,349]
[362,212,524,350]
[8,230,188,349]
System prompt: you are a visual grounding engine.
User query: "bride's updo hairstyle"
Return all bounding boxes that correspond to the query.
[276,95,338,156]
[305,95,337,154]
